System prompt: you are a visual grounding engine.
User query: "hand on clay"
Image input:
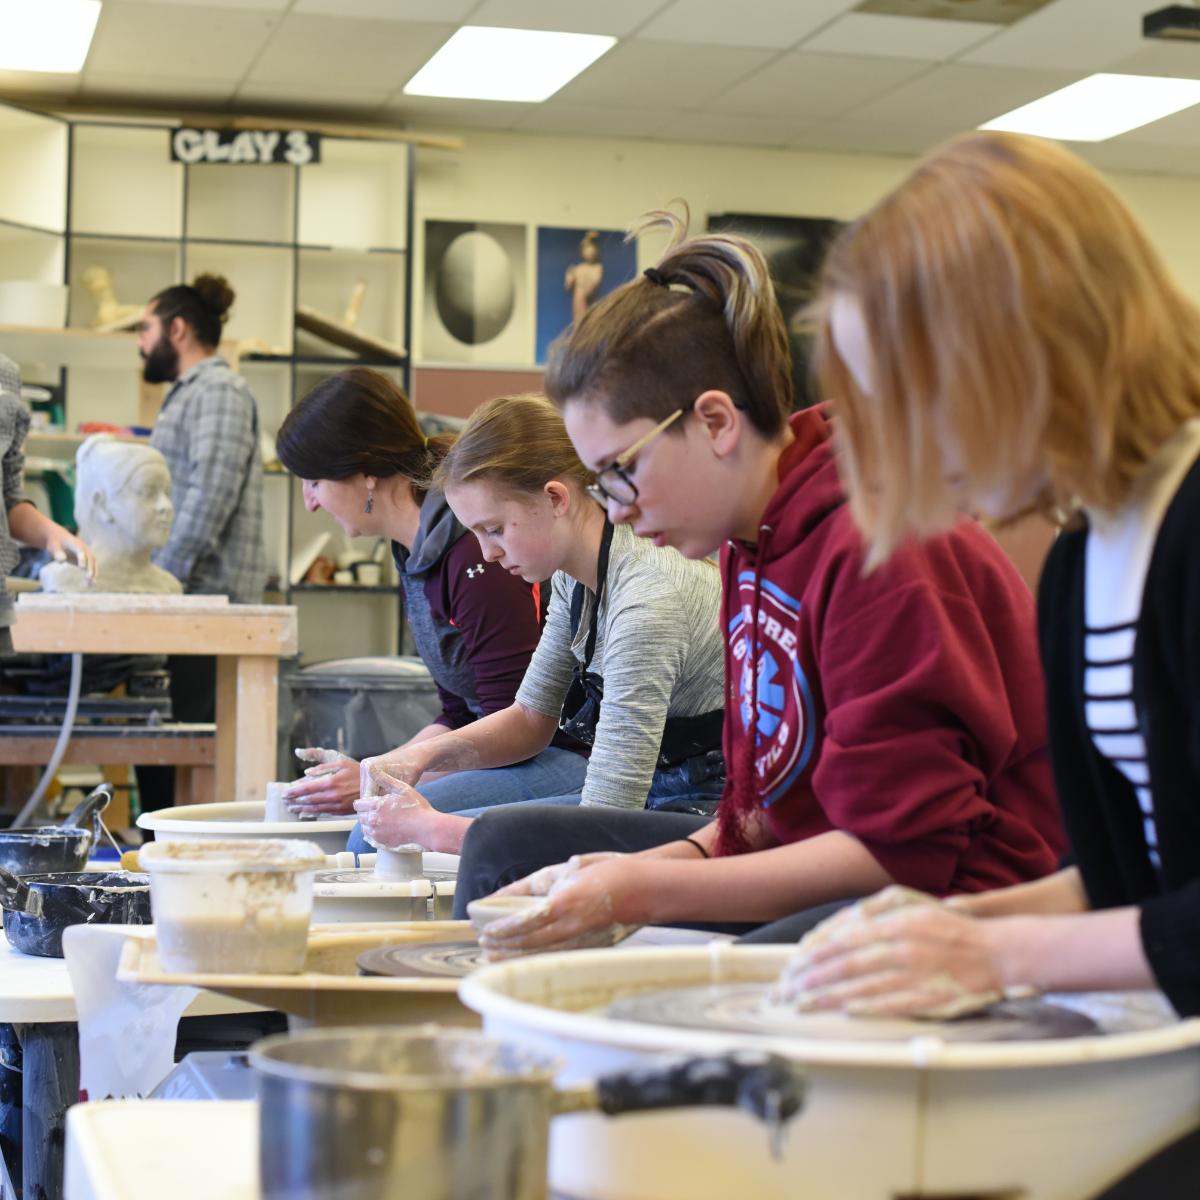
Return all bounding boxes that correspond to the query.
[45,527,97,580]
[493,852,625,899]
[790,885,944,960]
[359,749,428,799]
[479,855,638,960]
[353,783,432,851]
[285,748,360,815]
[773,900,1008,1020]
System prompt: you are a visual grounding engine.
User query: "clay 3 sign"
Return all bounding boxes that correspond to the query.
[170,128,321,165]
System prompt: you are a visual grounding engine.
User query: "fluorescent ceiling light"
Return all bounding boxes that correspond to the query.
[980,73,1200,142]
[404,26,615,103]
[0,0,102,74]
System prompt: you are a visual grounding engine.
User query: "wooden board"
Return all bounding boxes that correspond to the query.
[295,305,406,361]
[117,921,480,1026]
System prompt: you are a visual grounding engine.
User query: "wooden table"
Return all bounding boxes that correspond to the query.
[11,596,298,807]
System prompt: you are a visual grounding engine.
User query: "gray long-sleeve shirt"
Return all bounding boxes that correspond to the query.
[0,354,30,631]
[516,522,725,809]
[151,356,266,603]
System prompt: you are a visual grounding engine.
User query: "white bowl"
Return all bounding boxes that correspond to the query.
[465,894,543,934]
[137,801,354,855]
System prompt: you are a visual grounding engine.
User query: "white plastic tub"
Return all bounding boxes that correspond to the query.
[460,945,1200,1200]
[139,838,325,974]
[137,801,354,855]
[0,280,68,328]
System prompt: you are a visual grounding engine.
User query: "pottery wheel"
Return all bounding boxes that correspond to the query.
[606,984,1102,1043]
[357,941,484,979]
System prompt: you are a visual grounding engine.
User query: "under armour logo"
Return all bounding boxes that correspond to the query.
[466,564,485,578]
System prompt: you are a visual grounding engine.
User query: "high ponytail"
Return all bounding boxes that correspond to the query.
[544,205,792,437]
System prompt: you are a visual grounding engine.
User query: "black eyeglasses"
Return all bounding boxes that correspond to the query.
[585,405,690,507]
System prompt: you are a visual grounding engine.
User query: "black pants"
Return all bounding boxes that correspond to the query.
[136,655,216,816]
[454,805,851,940]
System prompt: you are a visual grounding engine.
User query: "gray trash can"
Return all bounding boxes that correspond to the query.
[284,657,443,763]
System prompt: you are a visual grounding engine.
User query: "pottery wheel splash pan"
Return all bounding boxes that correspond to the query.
[357,940,485,979]
[606,985,1099,1043]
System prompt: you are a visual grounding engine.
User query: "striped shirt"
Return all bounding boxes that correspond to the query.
[517,521,724,809]
[151,356,266,604]
[1084,417,1200,872]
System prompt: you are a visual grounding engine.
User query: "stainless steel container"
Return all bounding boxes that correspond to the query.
[251,1026,804,1200]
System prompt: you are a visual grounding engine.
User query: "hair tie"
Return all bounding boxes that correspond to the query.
[423,436,430,449]
[643,267,668,288]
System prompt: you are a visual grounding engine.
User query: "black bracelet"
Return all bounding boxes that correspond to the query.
[682,836,710,859]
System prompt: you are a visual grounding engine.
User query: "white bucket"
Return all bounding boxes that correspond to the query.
[0,281,69,329]
[139,838,325,974]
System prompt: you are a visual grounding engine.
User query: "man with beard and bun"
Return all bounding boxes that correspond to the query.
[135,274,266,812]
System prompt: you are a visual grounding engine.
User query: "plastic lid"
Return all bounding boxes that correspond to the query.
[139,838,326,873]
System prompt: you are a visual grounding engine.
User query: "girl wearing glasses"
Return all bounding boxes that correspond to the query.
[453,210,1066,954]
[352,392,727,857]
[276,369,589,825]
[767,133,1200,1034]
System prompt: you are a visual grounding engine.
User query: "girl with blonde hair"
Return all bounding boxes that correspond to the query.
[352,392,727,860]
[453,209,1065,955]
[779,131,1200,1032]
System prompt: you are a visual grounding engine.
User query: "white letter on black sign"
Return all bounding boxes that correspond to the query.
[284,131,313,166]
[251,131,280,163]
[173,129,205,164]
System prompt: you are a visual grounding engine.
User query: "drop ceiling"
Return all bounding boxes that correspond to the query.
[1,0,1198,177]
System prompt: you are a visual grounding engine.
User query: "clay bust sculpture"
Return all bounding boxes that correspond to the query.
[40,436,182,594]
[565,231,604,325]
[79,265,142,332]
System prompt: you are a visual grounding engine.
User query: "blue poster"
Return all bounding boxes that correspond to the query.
[536,227,637,365]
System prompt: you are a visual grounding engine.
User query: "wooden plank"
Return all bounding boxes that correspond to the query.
[295,305,406,361]
[0,735,213,766]
[232,655,277,808]
[214,657,238,804]
[10,605,298,656]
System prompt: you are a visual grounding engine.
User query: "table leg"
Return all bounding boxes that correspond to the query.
[0,1025,20,1198]
[16,1022,78,1200]
[215,655,278,807]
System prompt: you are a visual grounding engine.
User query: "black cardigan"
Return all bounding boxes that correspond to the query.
[1039,455,1200,1016]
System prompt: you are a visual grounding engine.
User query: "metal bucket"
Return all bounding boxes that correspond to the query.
[251,1026,804,1200]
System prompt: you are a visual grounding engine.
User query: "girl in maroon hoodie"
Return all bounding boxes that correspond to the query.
[456,212,1066,956]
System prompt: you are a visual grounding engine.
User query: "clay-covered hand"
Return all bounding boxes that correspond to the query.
[789,885,944,960]
[358,748,430,799]
[479,855,638,960]
[353,783,432,851]
[492,852,625,899]
[45,527,97,581]
[773,901,1009,1020]
[285,748,360,815]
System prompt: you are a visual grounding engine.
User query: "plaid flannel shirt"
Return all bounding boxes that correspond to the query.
[0,353,29,629]
[151,356,266,604]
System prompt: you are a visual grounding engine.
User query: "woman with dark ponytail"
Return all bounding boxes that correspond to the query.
[454,210,1066,956]
[276,369,589,837]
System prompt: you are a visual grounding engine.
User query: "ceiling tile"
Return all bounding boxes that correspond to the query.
[294,0,478,18]
[248,14,454,91]
[655,110,817,147]
[1075,139,1200,177]
[514,103,679,138]
[81,73,237,102]
[801,12,1003,60]
[960,0,1149,71]
[842,62,1080,128]
[790,117,960,157]
[85,2,279,80]
[553,38,776,109]
[386,95,537,131]
[468,0,663,37]
[711,51,932,120]
[1111,102,1200,148]
[235,83,393,110]
[1105,42,1200,80]
[639,0,857,49]
[115,0,289,8]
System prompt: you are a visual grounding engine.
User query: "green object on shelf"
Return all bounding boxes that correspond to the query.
[38,466,76,531]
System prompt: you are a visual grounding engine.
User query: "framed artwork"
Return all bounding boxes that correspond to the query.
[421,220,530,363]
[535,226,638,364]
[706,212,841,408]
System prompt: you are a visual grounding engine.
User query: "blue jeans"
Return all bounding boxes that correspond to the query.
[347,745,588,856]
